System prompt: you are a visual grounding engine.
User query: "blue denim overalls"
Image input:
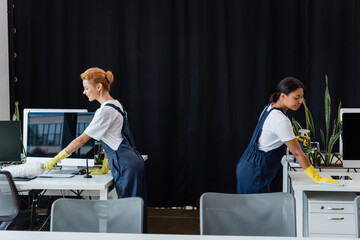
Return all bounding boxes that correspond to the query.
[101,103,147,232]
[100,103,147,199]
[236,103,287,194]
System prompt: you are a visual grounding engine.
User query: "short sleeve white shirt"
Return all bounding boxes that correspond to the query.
[84,100,124,150]
[257,104,295,152]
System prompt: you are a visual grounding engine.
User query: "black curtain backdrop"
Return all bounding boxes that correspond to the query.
[10,0,360,206]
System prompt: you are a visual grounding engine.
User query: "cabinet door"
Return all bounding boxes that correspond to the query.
[309,213,355,235]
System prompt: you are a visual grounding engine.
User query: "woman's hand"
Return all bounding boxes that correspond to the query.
[89,158,110,174]
[43,149,71,170]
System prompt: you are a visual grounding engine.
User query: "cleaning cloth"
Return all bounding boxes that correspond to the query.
[320,180,344,187]
[2,162,45,177]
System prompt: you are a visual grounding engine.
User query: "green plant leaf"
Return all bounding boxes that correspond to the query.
[303,98,310,130]
[324,75,331,149]
[332,119,337,137]
[320,129,325,150]
[303,98,316,141]
[303,148,315,154]
[307,107,315,142]
[331,152,343,163]
[12,101,20,121]
[329,152,342,166]
[331,152,342,158]
[328,131,342,153]
[291,117,302,136]
[334,101,343,135]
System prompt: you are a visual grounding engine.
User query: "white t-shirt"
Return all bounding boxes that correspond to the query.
[84,100,124,150]
[257,104,295,152]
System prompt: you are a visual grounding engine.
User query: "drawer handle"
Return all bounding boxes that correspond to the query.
[327,207,344,210]
[328,217,344,220]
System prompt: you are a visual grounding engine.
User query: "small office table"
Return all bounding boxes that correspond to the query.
[289,170,359,237]
[0,231,351,240]
[14,172,114,200]
[13,173,115,229]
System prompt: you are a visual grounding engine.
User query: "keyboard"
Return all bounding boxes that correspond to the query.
[13,176,37,181]
[39,173,75,178]
[38,169,75,178]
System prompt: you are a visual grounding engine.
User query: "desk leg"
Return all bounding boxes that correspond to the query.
[283,161,289,193]
[99,190,108,200]
[294,190,308,237]
[29,190,42,230]
[99,183,115,200]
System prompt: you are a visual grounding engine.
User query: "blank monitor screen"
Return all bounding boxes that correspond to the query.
[340,108,360,168]
[26,112,95,159]
[0,121,21,162]
[342,113,360,160]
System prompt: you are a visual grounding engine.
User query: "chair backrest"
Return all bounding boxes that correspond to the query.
[354,195,360,238]
[200,192,296,236]
[50,197,143,233]
[0,170,20,230]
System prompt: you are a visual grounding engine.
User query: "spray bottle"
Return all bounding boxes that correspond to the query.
[294,129,310,163]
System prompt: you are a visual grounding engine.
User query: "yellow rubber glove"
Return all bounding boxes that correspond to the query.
[89,158,110,175]
[43,149,71,170]
[304,165,343,186]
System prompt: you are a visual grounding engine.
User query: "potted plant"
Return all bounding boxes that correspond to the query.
[292,75,342,167]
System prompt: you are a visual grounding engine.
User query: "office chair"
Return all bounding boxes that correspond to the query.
[50,197,144,233]
[0,171,20,230]
[355,195,360,238]
[200,192,296,236]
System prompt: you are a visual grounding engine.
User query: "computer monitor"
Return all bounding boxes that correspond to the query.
[339,108,360,168]
[23,109,95,167]
[0,121,21,163]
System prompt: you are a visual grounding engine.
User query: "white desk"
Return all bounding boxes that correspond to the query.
[14,173,114,200]
[11,173,114,230]
[289,170,359,237]
[0,231,354,240]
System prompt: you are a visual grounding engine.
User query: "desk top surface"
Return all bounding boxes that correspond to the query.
[0,231,351,240]
[289,170,360,191]
[14,173,113,191]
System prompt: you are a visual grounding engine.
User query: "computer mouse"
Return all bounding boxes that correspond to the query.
[77,169,87,175]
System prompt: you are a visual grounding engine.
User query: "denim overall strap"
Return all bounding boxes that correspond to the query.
[104,103,137,149]
[248,103,282,147]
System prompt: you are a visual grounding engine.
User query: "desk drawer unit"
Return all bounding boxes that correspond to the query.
[307,191,357,238]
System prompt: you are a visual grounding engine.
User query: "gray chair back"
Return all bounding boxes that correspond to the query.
[50,197,143,233]
[0,171,20,230]
[354,195,360,238]
[200,192,296,236]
